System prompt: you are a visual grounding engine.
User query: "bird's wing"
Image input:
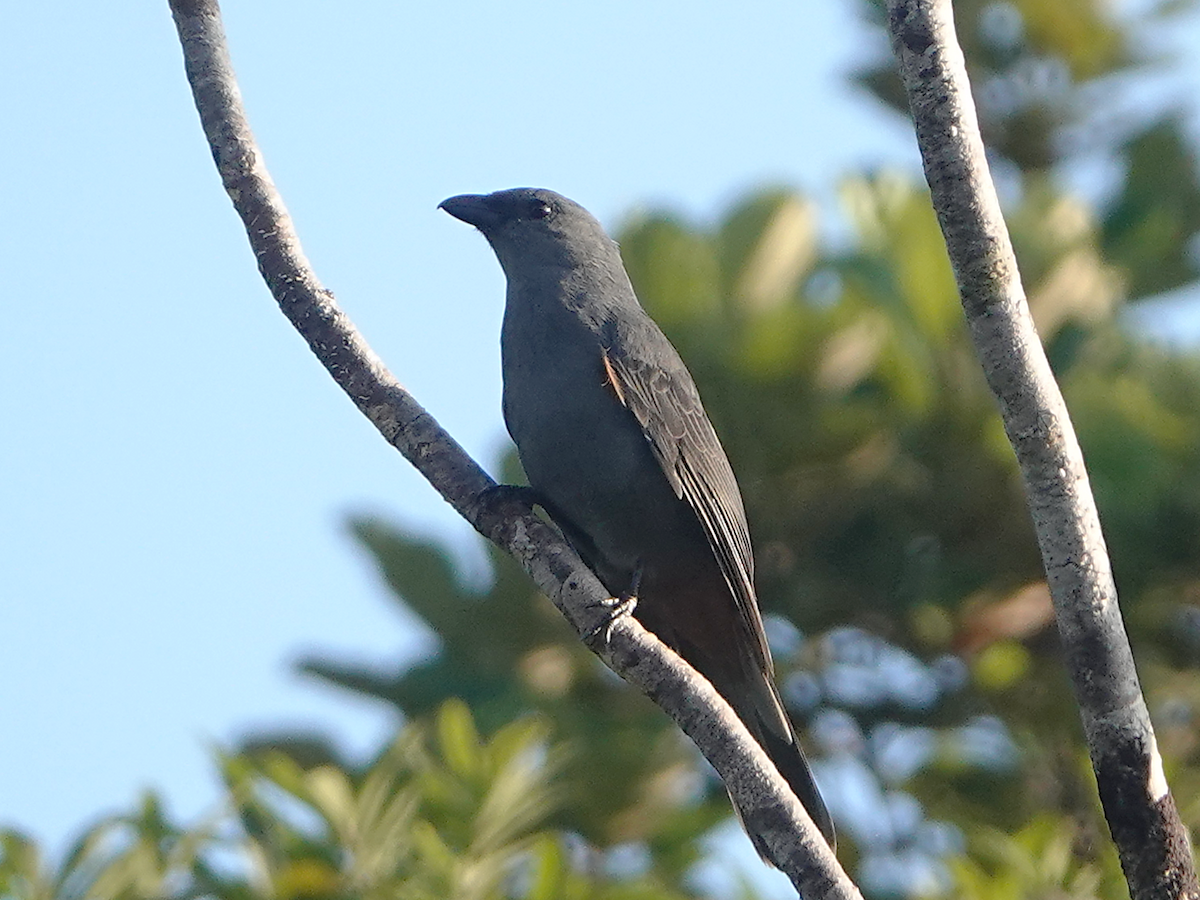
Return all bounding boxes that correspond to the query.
[602,346,773,671]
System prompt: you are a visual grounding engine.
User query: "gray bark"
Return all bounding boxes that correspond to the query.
[884,1,1199,897]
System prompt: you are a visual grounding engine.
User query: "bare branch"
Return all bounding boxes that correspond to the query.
[884,1,1199,896]
[167,0,860,894]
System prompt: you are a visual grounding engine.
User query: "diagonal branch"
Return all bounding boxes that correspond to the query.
[167,0,860,895]
[884,1,1199,898]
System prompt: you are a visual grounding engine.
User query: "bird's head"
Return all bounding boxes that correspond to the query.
[439,188,618,277]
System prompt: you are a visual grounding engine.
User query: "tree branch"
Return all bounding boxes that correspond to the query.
[884,1,1199,897]
[167,0,859,894]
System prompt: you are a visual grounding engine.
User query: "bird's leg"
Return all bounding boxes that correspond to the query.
[478,482,638,648]
[585,563,641,647]
[625,563,643,601]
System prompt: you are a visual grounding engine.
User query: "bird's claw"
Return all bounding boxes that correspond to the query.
[585,591,638,648]
[584,565,642,648]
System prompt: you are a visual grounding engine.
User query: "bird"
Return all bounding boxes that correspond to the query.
[440,187,834,851]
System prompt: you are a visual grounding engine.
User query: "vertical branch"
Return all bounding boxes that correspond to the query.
[884,1,1198,897]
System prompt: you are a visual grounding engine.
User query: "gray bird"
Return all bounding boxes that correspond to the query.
[440,187,834,851]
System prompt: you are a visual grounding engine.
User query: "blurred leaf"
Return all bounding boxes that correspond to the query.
[852,0,1173,170]
[950,814,1126,900]
[1103,119,1200,299]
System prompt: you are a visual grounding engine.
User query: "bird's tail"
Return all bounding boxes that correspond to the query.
[626,577,834,851]
[754,706,835,846]
[729,671,836,855]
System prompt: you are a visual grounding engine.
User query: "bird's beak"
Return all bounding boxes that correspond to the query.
[439,194,502,232]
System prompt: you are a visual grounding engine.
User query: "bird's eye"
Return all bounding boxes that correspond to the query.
[529,201,552,220]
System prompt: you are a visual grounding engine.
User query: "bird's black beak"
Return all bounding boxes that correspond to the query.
[439,193,502,232]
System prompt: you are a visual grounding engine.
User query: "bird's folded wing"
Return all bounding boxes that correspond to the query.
[603,348,773,673]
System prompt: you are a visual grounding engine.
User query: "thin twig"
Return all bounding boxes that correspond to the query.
[884,1,1199,897]
[167,0,860,894]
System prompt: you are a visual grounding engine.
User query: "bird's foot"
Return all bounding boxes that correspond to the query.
[584,566,641,648]
[584,592,638,648]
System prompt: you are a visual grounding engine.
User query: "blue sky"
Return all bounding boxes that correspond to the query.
[2,0,1197,889]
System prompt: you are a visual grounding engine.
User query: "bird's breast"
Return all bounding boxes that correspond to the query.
[500,302,698,582]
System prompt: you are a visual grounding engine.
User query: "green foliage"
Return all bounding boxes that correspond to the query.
[950,814,1126,900]
[300,516,727,866]
[1101,119,1200,299]
[856,0,1182,168]
[209,699,560,900]
[0,794,215,900]
[856,0,1200,301]
[0,703,703,900]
